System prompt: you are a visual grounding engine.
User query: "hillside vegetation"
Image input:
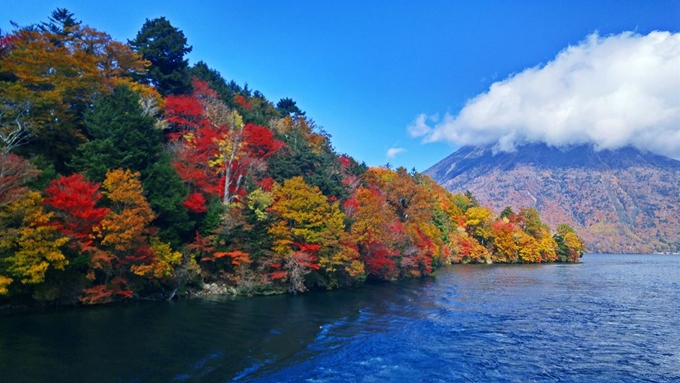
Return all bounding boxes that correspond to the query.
[0,10,583,305]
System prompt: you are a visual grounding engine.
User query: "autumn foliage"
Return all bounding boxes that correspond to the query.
[0,9,584,306]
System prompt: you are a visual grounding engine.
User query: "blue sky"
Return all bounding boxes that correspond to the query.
[3,1,679,170]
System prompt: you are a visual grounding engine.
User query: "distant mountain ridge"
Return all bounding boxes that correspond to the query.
[426,144,680,253]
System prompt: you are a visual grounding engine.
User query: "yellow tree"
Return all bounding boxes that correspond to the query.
[268,176,352,291]
[491,220,519,263]
[0,191,68,294]
[516,231,541,263]
[465,206,494,247]
[85,169,156,303]
[94,169,154,252]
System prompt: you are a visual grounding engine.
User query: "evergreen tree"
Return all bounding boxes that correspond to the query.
[276,98,305,118]
[128,17,192,96]
[190,61,236,105]
[38,8,80,38]
[143,153,194,247]
[71,85,162,182]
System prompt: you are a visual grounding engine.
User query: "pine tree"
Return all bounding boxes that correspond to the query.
[128,17,192,96]
[71,85,162,182]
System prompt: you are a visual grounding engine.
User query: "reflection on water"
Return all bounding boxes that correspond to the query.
[1,254,679,382]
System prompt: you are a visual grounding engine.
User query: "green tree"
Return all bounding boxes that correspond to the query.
[190,61,236,105]
[464,190,480,208]
[71,85,162,182]
[38,8,79,38]
[143,153,194,247]
[500,206,515,220]
[128,17,192,96]
[276,97,305,118]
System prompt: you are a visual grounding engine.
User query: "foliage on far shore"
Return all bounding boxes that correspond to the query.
[0,9,584,305]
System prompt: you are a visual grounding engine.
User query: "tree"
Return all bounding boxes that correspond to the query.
[268,177,349,291]
[94,169,154,252]
[38,8,79,37]
[554,224,585,262]
[268,116,346,200]
[0,152,40,208]
[71,85,162,182]
[464,190,480,208]
[128,17,192,96]
[518,207,545,238]
[0,10,153,170]
[43,173,109,244]
[347,186,401,280]
[500,206,515,220]
[465,206,494,246]
[190,61,236,105]
[143,153,194,246]
[0,191,69,293]
[276,98,305,118]
[80,169,159,304]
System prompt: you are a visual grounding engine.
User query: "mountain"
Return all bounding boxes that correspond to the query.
[426,144,680,253]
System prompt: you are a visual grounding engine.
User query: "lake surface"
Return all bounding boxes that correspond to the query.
[1,254,679,382]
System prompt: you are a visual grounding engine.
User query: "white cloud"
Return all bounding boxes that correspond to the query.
[412,31,680,159]
[407,113,438,137]
[386,147,406,159]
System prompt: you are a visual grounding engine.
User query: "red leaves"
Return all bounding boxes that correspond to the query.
[259,177,274,191]
[243,123,283,159]
[165,95,206,133]
[292,250,320,270]
[362,241,397,280]
[234,94,251,110]
[80,276,133,305]
[218,250,251,266]
[44,173,109,241]
[0,34,17,56]
[339,155,352,169]
[183,192,207,213]
[342,194,359,218]
[191,78,218,99]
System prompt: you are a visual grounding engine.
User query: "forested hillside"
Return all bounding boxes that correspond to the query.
[0,10,584,305]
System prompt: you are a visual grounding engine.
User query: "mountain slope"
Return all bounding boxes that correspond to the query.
[426,144,680,253]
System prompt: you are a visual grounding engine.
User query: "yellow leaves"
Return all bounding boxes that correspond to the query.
[183,132,196,147]
[465,206,494,245]
[131,238,182,279]
[350,186,397,244]
[0,275,13,295]
[563,232,582,250]
[0,191,69,285]
[517,231,541,263]
[94,169,154,252]
[319,242,365,280]
[465,206,492,227]
[269,177,345,255]
[268,176,353,287]
[246,188,273,221]
[229,110,244,130]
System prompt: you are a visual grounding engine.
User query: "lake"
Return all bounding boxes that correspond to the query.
[1,254,679,382]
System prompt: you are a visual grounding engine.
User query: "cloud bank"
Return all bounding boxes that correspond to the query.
[386,147,406,159]
[409,31,680,158]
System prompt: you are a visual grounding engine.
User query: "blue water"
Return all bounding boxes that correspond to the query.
[1,254,679,382]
